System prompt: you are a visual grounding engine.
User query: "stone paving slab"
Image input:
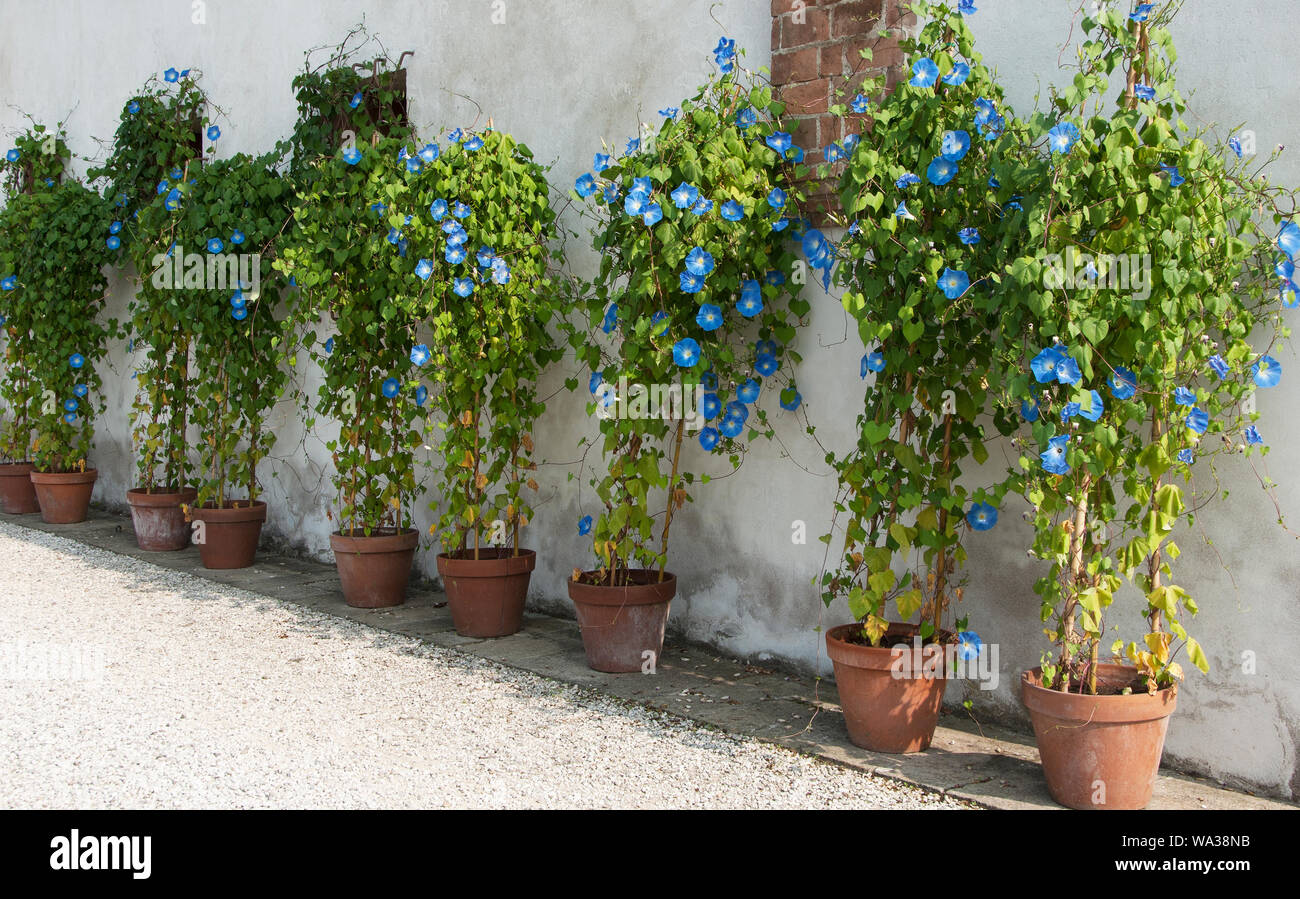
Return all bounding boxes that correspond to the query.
[8,505,1294,811]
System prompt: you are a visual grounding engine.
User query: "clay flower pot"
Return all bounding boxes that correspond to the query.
[0,462,41,514]
[30,468,98,524]
[825,622,948,753]
[567,569,676,673]
[436,548,536,638]
[191,500,267,570]
[127,486,197,551]
[330,527,419,608]
[1021,664,1177,810]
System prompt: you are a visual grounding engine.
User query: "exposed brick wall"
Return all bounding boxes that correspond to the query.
[771,0,914,223]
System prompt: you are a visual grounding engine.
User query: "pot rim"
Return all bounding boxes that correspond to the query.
[127,486,197,504]
[1021,665,1177,723]
[567,568,677,606]
[437,547,536,577]
[0,461,35,472]
[191,499,268,522]
[330,527,419,554]
[30,468,98,484]
[825,622,955,675]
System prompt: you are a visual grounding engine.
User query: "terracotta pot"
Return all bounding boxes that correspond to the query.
[825,622,949,753]
[1021,665,1177,810]
[0,462,41,514]
[437,548,536,638]
[30,469,98,524]
[127,486,197,551]
[191,501,267,569]
[330,528,419,608]
[567,569,676,673]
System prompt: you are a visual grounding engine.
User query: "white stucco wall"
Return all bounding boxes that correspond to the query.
[1,0,1296,799]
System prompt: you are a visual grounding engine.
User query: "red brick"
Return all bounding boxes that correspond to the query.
[832,0,885,38]
[780,6,830,47]
[772,47,821,85]
[779,79,830,115]
[819,45,844,78]
[843,35,903,73]
[790,115,821,154]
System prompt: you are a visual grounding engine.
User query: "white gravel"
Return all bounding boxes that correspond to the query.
[0,520,971,810]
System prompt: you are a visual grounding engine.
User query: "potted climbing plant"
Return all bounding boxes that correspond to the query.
[563,38,809,672]
[998,2,1296,809]
[390,128,561,637]
[93,68,217,550]
[0,122,74,513]
[277,133,427,608]
[0,180,116,523]
[138,152,295,568]
[822,1,1023,753]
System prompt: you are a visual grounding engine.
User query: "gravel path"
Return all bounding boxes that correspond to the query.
[0,520,971,810]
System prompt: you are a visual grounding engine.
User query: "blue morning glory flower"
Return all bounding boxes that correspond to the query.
[491,259,510,285]
[164,67,179,82]
[414,259,433,280]
[1186,407,1209,434]
[735,108,757,129]
[324,337,334,354]
[673,338,701,367]
[1229,136,1243,158]
[602,304,619,334]
[600,184,621,205]
[764,271,785,287]
[894,201,915,220]
[1060,402,1081,422]
[850,94,869,114]
[476,246,495,268]
[680,271,705,294]
[626,137,640,154]
[958,0,978,14]
[62,398,78,413]
[701,393,721,420]
[671,182,699,209]
[755,353,779,377]
[650,310,669,335]
[591,153,612,174]
[1178,448,1194,464]
[938,268,970,299]
[699,427,720,450]
[958,227,980,245]
[162,186,183,211]
[1208,354,1230,379]
[927,157,957,185]
[909,58,939,88]
[714,36,737,73]
[445,244,467,265]
[381,378,400,399]
[106,236,121,250]
[417,143,439,164]
[1253,354,1282,388]
[69,353,85,369]
[966,503,997,531]
[974,98,998,127]
[156,180,169,195]
[230,291,246,310]
[410,344,431,367]
[1031,346,1067,383]
[72,383,88,398]
[1078,390,1105,422]
[230,229,245,246]
[0,276,13,291]
[941,130,971,162]
[1161,164,1185,187]
[578,515,593,536]
[424,199,446,221]
[1174,386,1197,406]
[943,62,971,86]
[405,156,424,174]
[779,389,802,411]
[765,132,792,154]
[1021,399,1040,422]
[823,143,846,164]
[720,200,744,222]
[415,385,428,407]
[767,187,786,208]
[589,371,604,394]
[342,147,361,165]
[659,107,678,119]
[863,351,885,375]
[452,202,471,219]
[349,91,363,109]
[204,237,223,254]
[1134,84,1156,101]
[207,125,221,141]
[1245,425,1263,445]
[643,203,664,226]
[453,278,474,298]
[1041,435,1071,475]
[632,176,653,195]
[464,135,484,151]
[1280,281,1298,308]
[1108,366,1137,399]
[737,379,760,403]
[695,304,723,331]
[686,247,715,277]
[724,400,748,424]
[737,280,763,318]
[720,417,744,438]
[127,101,140,115]
[386,227,401,246]
[895,172,920,189]
[1049,122,1080,154]
[63,412,77,424]
[624,190,649,217]
[232,307,248,321]
[772,218,790,233]
[1131,3,1154,21]
[691,196,714,216]
[755,339,779,357]
[448,128,463,143]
